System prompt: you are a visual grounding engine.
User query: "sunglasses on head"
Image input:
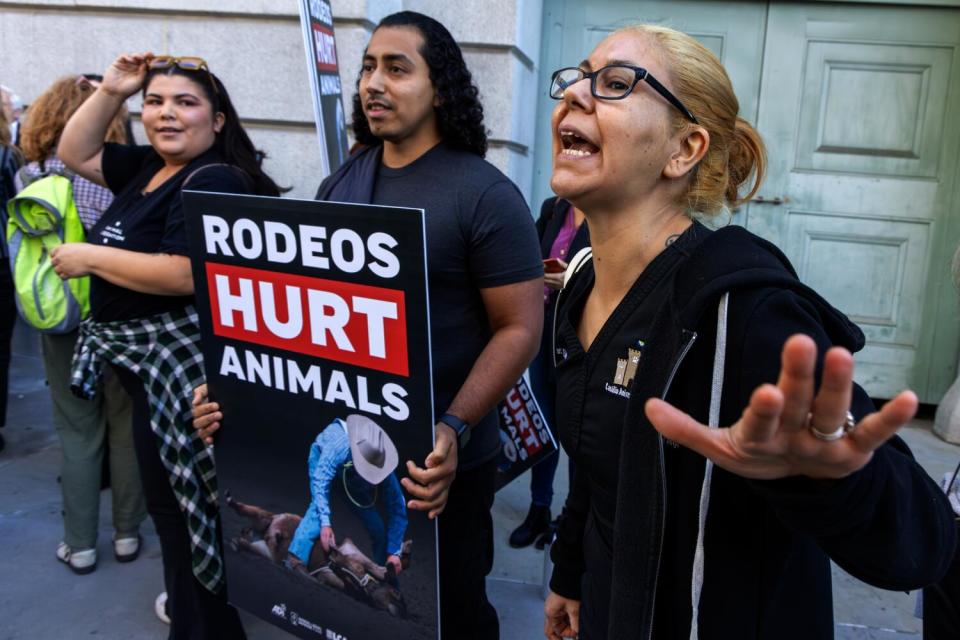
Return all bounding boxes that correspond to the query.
[147,56,219,95]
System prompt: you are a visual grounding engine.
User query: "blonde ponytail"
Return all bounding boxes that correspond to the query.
[726,117,765,208]
[615,25,767,215]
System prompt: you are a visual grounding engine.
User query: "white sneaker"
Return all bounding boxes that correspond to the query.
[155,592,171,625]
[56,542,97,575]
[114,534,141,563]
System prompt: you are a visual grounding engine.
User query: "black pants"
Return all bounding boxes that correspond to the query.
[0,260,17,428]
[438,460,499,639]
[577,510,612,640]
[114,365,246,640]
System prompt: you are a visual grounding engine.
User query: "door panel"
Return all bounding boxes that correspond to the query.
[795,41,952,178]
[783,211,932,393]
[748,4,960,401]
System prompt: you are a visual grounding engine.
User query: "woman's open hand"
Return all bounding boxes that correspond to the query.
[645,334,918,481]
[101,52,153,99]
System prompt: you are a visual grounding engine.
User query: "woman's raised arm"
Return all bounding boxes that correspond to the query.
[59,52,152,186]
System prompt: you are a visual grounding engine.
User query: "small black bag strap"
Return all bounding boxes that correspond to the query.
[15,159,75,189]
[182,162,253,191]
[38,158,75,180]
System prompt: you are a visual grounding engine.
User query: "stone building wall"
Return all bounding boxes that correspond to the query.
[0,0,543,202]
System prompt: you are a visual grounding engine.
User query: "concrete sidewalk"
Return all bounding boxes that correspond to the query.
[0,320,957,639]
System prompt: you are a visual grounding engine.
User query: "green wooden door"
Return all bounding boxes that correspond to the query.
[747,3,960,402]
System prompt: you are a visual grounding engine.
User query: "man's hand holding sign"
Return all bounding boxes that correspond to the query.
[401,278,542,519]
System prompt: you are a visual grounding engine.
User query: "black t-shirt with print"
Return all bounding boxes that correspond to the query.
[370,142,543,469]
[90,143,251,322]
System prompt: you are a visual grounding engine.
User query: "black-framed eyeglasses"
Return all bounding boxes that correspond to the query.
[550,65,698,123]
[147,55,219,96]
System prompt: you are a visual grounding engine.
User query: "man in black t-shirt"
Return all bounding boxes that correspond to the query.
[315,11,543,639]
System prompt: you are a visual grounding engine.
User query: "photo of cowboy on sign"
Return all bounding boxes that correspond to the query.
[285,415,407,579]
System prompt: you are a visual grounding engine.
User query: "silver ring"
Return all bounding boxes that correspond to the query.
[808,411,856,442]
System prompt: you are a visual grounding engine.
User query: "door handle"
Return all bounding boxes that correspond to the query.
[751,195,785,205]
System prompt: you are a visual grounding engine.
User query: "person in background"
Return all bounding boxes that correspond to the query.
[542,25,956,640]
[56,52,282,639]
[14,75,144,575]
[1,85,23,146]
[509,197,588,549]
[0,101,22,453]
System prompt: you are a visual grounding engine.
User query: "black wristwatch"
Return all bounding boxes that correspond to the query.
[439,413,471,449]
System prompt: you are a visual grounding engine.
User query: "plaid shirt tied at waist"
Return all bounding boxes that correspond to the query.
[70,305,224,592]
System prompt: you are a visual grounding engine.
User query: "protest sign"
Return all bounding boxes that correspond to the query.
[299,0,350,175]
[494,376,557,491]
[184,192,438,640]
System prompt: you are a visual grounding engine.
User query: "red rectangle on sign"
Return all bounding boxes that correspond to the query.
[206,262,409,376]
[312,23,338,72]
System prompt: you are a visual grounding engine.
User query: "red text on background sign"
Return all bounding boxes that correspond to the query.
[313,23,338,72]
[207,262,409,377]
[308,0,333,26]
[503,385,546,460]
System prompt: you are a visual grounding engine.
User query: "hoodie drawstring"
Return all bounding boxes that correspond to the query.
[690,291,729,640]
[552,247,593,368]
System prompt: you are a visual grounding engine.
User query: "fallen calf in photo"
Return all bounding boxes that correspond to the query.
[225,492,411,618]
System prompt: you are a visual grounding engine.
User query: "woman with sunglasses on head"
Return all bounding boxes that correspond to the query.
[541,26,955,640]
[57,52,282,638]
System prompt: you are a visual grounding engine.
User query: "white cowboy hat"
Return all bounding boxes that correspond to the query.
[345,414,399,485]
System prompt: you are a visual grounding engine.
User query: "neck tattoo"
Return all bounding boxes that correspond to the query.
[665,233,680,247]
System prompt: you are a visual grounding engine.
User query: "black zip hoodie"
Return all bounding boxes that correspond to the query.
[550,223,957,639]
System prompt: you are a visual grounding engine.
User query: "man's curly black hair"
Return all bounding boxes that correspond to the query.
[352,11,488,157]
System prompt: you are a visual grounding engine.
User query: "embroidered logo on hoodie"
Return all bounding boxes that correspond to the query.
[605,340,644,399]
